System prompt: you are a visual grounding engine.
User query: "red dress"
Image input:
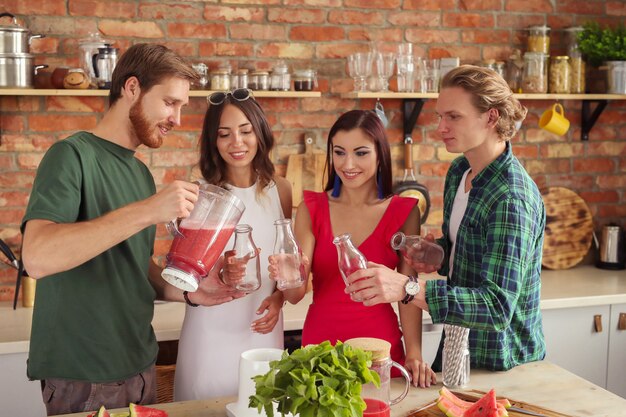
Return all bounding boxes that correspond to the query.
[301,191,418,368]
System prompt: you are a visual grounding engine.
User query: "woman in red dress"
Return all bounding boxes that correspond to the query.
[270,110,436,387]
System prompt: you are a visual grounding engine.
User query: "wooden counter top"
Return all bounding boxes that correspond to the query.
[55,361,626,417]
[1,265,625,355]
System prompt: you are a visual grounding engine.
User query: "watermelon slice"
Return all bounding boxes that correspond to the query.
[463,389,499,417]
[440,387,512,409]
[129,403,168,417]
[437,396,466,417]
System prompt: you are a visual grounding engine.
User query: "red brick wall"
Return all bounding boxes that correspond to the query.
[1,0,625,301]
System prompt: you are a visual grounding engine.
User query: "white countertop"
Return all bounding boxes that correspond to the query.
[1,265,625,355]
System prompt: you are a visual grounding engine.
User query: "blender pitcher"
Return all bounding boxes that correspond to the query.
[161,183,246,292]
[345,338,411,417]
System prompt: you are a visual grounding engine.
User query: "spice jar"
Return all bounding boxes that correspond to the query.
[565,27,586,94]
[549,56,571,94]
[192,63,208,89]
[237,69,249,89]
[527,25,551,54]
[270,61,291,91]
[293,69,317,91]
[249,71,269,90]
[521,52,548,93]
[210,69,230,91]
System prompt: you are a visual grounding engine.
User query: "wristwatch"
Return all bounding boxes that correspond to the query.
[401,275,420,305]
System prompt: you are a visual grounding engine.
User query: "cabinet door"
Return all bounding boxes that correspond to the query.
[607,303,626,398]
[542,305,610,388]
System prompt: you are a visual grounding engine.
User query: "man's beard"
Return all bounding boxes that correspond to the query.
[129,99,167,149]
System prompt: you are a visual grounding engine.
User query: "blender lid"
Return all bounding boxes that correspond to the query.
[161,267,199,292]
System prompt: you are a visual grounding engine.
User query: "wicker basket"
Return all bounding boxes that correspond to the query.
[156,364,176,403]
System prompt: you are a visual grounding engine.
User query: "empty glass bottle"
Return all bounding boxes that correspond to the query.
[228,224,261,292]
[333,233,367,286]
[272,219,306,290]
[391,232,445,267]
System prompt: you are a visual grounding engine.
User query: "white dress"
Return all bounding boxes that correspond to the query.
[174,181,285,401]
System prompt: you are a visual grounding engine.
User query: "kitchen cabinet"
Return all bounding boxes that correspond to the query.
[341,92,626,141]
[542,302,626,398]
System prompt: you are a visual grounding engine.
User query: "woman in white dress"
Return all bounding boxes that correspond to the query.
[174,89,292,400]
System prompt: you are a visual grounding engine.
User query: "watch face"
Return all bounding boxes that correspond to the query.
[405,281,420,296]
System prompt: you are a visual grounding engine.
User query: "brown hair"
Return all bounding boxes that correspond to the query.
[441,65,527,141]
[323,110,393,198]
[199,97,275,194]
[108,43,198,106]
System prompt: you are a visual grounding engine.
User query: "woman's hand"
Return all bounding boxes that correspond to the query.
[267,253,310,285]
[404,355,437,388]
[251,292,283,334]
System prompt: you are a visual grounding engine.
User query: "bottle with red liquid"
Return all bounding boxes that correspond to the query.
[161,184,246,292]
[272,219,306,290]
[333,233,367,286]
[344,338,411,417]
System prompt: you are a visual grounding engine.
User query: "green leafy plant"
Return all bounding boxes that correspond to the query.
[249,341,380,417]
[577,22,626,67]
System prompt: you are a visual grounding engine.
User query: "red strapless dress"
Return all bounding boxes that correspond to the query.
[301,191,418,369]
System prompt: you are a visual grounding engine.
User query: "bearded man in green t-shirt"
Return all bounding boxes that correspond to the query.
[21,43,245,416]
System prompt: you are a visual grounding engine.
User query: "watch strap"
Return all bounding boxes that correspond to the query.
[401,275,419,305]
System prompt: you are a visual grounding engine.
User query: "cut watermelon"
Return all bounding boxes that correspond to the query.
[463,389,499,417]
[439,387,512,410]
[129,403,168,417]
[437,396,466,417]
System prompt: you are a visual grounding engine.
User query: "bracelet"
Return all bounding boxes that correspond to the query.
[183,290,199,307]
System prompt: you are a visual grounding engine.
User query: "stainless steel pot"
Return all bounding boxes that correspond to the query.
[0,53,46,88]
[0,13,45,54]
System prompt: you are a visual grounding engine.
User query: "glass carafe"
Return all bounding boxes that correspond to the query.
[78,33,109,87]
[93,45,118,89]
[333,233,367,286]
[345,338,411,417]
[227,224,261,292]
[272,219,306,290]
[391,232,444,267]
[161,183,246,292]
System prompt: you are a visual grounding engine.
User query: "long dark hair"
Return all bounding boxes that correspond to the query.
[199,97,275,192]
[323,110,393,199]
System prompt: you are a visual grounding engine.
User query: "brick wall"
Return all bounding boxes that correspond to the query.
[1,0,625,301]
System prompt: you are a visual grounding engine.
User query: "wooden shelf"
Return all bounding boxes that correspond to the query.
[340,91,626,100]
[0,88,321,98]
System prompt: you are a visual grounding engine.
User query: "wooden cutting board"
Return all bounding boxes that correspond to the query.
[407,390,573,417]
[541,187,593,270]
[285,134,327,209]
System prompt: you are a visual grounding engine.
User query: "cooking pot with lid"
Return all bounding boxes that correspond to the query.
[0,53,47,88]
[0,12,45,54]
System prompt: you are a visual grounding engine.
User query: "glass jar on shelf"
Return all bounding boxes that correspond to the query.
[521,52,548,93]
[565,27,586,94]
[293,68,317,91]
[527,25,551,54]
[210,69,231,91]
[505,50,524,93]
[270,61,291,91]
[237,69,249,89]
[549,56,571,94]
[249,71,269,90]
[191,63,208,89]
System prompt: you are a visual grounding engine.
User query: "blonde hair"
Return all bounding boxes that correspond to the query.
[441,65,527,141]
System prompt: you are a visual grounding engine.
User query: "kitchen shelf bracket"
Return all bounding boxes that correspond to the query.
[581,99,608,141]
[402,98,426,140]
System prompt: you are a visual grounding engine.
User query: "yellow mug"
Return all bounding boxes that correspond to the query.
[539,103,570,136]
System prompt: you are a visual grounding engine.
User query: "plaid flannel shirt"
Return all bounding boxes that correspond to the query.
[426,142,546,371]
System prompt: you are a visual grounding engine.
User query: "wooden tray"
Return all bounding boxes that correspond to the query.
[406,390,573,417]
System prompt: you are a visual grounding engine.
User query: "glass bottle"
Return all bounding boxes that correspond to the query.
[229,224,261,292]
[272,219,306,290]
[442,324,470,388]
[333,233,367,286]
[390,232,444,267]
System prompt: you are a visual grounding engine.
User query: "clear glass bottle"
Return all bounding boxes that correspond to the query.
[521,52,548,93]
[442,324,470,388]
[549,56,571,94]
[333,233,367,286]
[565,26,586,94]
[272,219,306,290]
[390,232,445,267]
[270,61,291,91]
[229,224,261,292]
[527,25,551,54]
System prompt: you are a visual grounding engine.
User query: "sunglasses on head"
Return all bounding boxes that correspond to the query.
[207,88,254,106]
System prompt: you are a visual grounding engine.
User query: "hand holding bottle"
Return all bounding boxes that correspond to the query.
[270,219,306,290]
[391,232,443,273]
[220,224,261,292]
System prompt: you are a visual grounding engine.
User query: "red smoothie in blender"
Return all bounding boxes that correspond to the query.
[167,225,236,277]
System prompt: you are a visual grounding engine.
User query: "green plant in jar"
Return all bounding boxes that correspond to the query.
[577,22,626,67]
[249,341,380,417]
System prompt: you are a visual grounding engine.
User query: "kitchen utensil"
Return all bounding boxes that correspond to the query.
[285,133,326,209]
[393,135,430,224]
[539,103,570,136]
[92,45,118,89]
[0,12,44,54]
[78,32,110,86]
[596,223,625,270]
[0,52,46,88]
[541,187,593,270]
[50,66,69,89]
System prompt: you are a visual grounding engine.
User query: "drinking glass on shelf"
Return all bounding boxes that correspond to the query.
[375,52,395,92]
[423,58,441,93]
[397,54,418,92]
[347,55,360,91]
[350,52,373,92]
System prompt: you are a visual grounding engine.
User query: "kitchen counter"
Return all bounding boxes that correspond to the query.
[55,360,626,417]
[1,265,625,355]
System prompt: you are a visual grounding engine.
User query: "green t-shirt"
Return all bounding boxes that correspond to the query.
[22,131,158,382]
